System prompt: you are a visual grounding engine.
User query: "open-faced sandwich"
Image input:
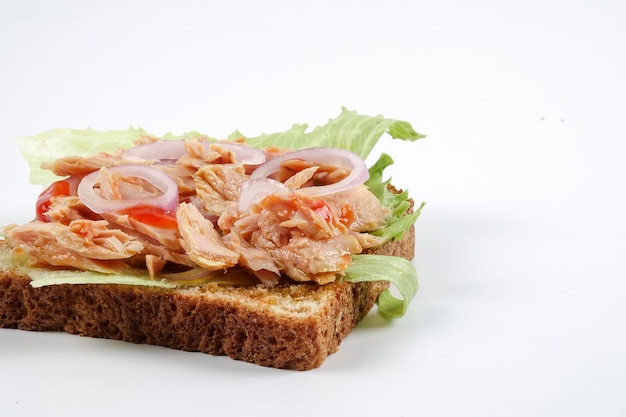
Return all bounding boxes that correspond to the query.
[0,108,425,370]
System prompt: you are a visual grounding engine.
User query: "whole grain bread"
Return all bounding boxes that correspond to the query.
[0,223,414,371]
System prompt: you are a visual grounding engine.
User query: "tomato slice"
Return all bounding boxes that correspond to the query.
[35,177,178,230]
[36,180,71,221]
[121,205,178,229]
[308,198,334,222]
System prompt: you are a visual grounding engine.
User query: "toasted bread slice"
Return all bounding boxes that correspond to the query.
[0,223,414,370]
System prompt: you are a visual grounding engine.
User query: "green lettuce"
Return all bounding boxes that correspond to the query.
[15,127,216,186]
[244,107,425,160]
[345,254,419,319]
[366,153,426,243]
[17,107,426,184]
[15,127,148,186]
[27,269,177,289]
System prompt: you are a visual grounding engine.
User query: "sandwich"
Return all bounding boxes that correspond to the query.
[0,108,425,370]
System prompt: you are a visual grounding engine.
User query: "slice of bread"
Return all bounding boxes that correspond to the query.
[0,223,414,370]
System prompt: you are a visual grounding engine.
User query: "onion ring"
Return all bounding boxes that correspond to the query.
[78,165,179,214]
[216,142,266,166]
[238,178,291,212]
[249,147,369,196]
[122,140,266,165]
[122,141,186,163]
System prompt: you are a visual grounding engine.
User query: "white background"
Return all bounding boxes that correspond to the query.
[1,1,625,416]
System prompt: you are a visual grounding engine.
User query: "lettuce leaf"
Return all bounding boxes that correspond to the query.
[15,127,149,186]
[345,254,418,319]
[244,107,425,160]
[366,153,425,243]
[15,128,218,186]
[27,269,178,289]
[0,251,176,288]
[16,108,425,185]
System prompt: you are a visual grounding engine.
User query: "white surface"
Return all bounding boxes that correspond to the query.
[1,1,625,416]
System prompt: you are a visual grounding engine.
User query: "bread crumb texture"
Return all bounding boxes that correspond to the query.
[0,268,387,370]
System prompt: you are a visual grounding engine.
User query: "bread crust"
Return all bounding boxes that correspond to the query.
[0,224,414,371]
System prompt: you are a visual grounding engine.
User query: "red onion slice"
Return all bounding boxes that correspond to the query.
[78,165,179,214]
[249,147,369,196]
[216,142,266,166]
[122,140,266,165]
[122,141,187,163]
[238,178,291,212]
